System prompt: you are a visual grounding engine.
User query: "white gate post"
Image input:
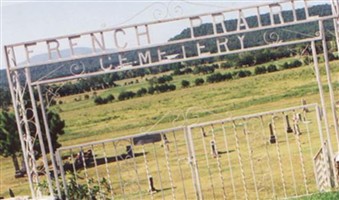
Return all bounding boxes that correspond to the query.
[319,20,339,152]
[185,126,203,199]
[311,40,337,187]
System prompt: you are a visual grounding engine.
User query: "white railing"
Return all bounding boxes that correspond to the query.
[55,104,334,199]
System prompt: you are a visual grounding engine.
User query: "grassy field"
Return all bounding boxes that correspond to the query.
[1,57,339,199]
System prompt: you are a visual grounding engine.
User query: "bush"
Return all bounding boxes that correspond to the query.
[94,96,106,105]
[84,94,90,100]
[155,84,171,93]
[237,70,252,78]
[254,66,267,75]
[148,86,155,94]
[157,75,173,84]
[157,77,166,84]
[220,62,232,69]
[106,94,114,102]
[282,59,303,69]
[195,78,205,86]
[211,64,219,69]
[303,57,312,65]
[163,75,173,82]
[168,84,176,91]
[183,68,193,74]
[223,72,233,80]
[181,80,190,88]
[328,52,336,61]
[118,91,136,101]
[136,88,148,97]
[291,60,302,67]
[206,73,224,83]
[172,69,183,75]
[267,64,278,72]
[193,66,215,74]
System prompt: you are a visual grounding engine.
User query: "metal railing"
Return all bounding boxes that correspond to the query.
[55,104,333,199]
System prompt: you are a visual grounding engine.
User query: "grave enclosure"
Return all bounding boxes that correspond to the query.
[4,0,339,199]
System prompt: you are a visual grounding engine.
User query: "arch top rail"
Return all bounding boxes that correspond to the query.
[4,0,337,70]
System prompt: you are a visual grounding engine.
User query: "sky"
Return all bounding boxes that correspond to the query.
[0,0,272,69]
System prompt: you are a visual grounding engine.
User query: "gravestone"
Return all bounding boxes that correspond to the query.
[269,123,276,144]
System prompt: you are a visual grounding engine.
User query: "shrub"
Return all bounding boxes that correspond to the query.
[193,66,215,74]
[84,94,90,100]
[211,64,219,69]
[157,77,166,84]
[181,80,190,88]
[106,94,114,102]
[172,69,183,75]
[254,66,267,75]
[267,64,278,72]
[282,59,303,69]
[148,86,155,94]
[207,73,224,83]
[118,91,136,101]
[303,57,312,65]
[183,68,193,74]
[223,72,233,80]
[136,88,148,97]
[163,75,173,82]
[195,78,205,86]
[220,62,232,69]
[291,60,302,68]
[237,70,252,78]
[168,84,176,91]
[328,52,336,61]
[94,96,107,105]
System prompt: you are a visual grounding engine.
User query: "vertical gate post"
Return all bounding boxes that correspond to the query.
[319,20,339,152]
[311,40,337,187]
[37,85,63,198]
[25,68,54,196]
[56,149,68,199]
[185,126,203,199]
[331,0,339,56]
[4,46,38,199]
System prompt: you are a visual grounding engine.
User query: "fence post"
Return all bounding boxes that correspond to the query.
[185,126,203,200]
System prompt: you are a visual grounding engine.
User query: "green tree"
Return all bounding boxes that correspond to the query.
[267,64,278,72]
[0,111,21,172]
[181,80,190,88]
[0,109,65,173]
[195,78,205,86]
[254,66,267,75]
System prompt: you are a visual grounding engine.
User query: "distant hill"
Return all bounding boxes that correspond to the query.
[25,47,95,64]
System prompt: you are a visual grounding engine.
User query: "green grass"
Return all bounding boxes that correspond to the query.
[2,58,339,198]
[297,191,339,199]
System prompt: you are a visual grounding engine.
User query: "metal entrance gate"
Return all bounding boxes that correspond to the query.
[55,104,333,199]
[4,0,339,199]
